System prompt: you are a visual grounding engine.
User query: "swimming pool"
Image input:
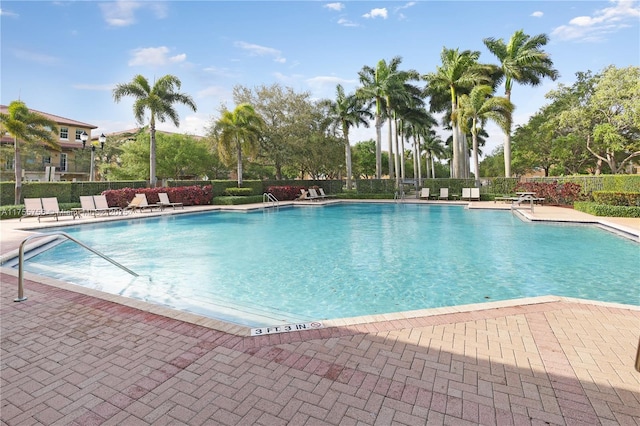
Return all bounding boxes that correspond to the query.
[18,203,639,327]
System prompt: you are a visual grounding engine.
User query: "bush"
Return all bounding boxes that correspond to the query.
[592,191,640,206]
[267,186,306,201]
[515,181,582,205]
[224,187,253,196]
[212,195,264,205]
[102,185,213,208]
[574,202,640,218]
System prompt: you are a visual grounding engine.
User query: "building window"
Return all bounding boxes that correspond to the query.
[75,129,84,141]
[5,157,14,170]
[60,127,69,140]
[59,153,67,171]
[42,156,51,165]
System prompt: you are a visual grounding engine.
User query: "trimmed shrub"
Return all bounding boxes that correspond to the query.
[102,185,213,208]
[224,187,253,196]
[515,181,582,205]
[592,191,640,206]
[574,201,640,218]
[267,185,306,201]
[212,195,263,205]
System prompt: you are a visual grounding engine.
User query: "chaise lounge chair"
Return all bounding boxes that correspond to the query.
[41,197,75,221]
[158,192,183,209]
[461,188,471,200]
[438,188,449,200]
[420,188,430,199]
[93,194,123,215]
[318,188,335,198]
[126,194,160,212]
[20,198,45,221]
[470,187,480,201]
[80,195,99,216]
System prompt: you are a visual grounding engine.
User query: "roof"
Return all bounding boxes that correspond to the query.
[0,104,97,129]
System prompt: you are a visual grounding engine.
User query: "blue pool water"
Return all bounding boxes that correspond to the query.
[20,203,639,326]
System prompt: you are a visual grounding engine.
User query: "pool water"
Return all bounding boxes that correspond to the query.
[21,203,639,326]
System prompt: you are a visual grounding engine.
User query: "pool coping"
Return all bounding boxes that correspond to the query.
[1,201,638,337]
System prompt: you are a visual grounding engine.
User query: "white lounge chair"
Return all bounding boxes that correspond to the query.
[461,188,471,200]
[318,188,335,198]
[126,194,160,212]
[158,192,183,209]
[20,198,45,221]
[93,195,122,215]
[41,197,75,221]
[307,188,322,201]
[420,188,430,199]
[80,195,98,216]
[439,188,449,200]
[470,188,480,201]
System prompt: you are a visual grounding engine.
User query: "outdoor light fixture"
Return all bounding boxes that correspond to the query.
[80,130,88,149]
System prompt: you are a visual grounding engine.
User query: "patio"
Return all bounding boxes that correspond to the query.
[1,202,639,425]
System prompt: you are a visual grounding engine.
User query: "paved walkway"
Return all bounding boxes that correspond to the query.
[1,202,639,425]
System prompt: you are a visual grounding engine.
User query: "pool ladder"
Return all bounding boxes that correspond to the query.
[12,232,139,302]
[263,193,279,208]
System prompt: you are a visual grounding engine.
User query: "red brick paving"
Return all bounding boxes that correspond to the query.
[2,273,639,425]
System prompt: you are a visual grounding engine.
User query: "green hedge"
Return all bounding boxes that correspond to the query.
[224,187,254,196]
[212,195,264,205]
[593,191,640,206]
[574,202,640,218]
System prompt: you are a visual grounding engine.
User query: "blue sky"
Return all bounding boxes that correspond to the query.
[1,1,639,156]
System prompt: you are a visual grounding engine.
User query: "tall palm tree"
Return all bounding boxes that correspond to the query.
[421,130,446,179]
[214,103,264,187]
[325,85,373,190]
[357,56,406,179]
[483,30,559,177]
[458,85,513,179]
[113,74,197,187]
[0,100,59,204]
[423,48,492,178]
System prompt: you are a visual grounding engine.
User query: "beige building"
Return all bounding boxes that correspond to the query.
[1,105,98,182]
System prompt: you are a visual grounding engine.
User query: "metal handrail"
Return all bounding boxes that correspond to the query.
[14,232,139,302]
[262,193,279,207]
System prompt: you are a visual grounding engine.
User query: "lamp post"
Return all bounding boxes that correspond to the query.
[81,131,106,181]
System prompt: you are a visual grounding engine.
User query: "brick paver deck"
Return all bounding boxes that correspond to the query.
[1,202,639,425]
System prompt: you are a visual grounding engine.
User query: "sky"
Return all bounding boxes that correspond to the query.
[1,0,639,158]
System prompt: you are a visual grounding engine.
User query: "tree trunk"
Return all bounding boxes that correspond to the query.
[13,137,21,205]
[388,115,395,181]
[344,125,352,190]
[472,130,479,180]
[503,91,513,178]
[375,114,382,179]
[236,139,243,187]
[149,116,157,187]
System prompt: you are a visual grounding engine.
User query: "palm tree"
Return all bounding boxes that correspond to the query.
[0,100,59,204]
[421,130,446,179]
[458,85,513,179]
[483,30,559,177]
[213,103,264,187]
[325,85,373,190]
[423,48,493,178]
[112,74,197,187]
[357,56,406,179]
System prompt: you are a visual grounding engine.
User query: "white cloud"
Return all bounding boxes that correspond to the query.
[12,49,59,65]
[100,1,168,27]
[395,2,416,11]
[234,41,286,63]
[551,0,640,41]
[0,8,19,17]
[128,46,187,66]
[73,83,114,91]
[531,11,544,18]
[363,8,388,19]
[337,18,359,27]
[324,3,344,12]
